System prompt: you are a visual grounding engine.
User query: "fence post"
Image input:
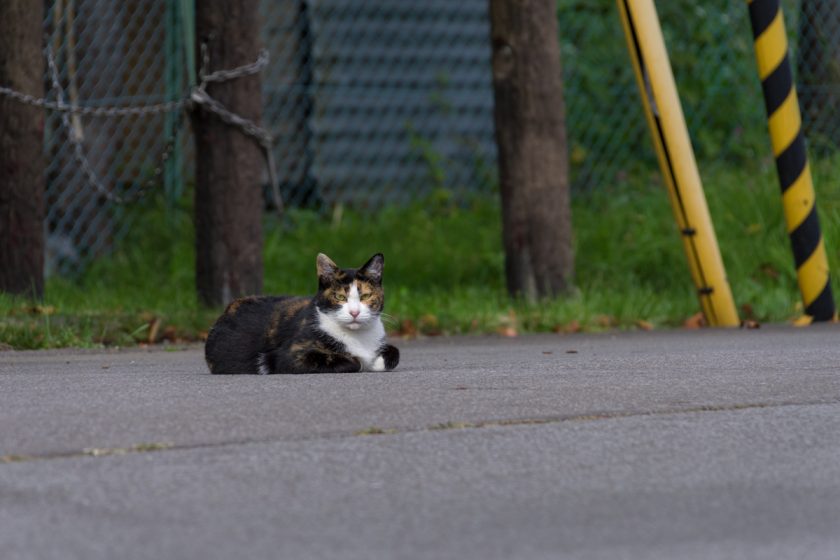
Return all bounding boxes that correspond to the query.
[164,0,184,206]
[192,1,265,306]
[0,0,45,298]
[616,0,740,327]
[180,0,197,90]
[746,0,836,323]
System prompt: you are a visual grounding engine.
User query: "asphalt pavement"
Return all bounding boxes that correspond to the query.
[1,326,839,559]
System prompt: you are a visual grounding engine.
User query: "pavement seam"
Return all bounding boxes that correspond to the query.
[3,398,838,465]
[0,442,174,464]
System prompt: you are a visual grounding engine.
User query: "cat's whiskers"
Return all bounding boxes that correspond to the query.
[378,312,398,326]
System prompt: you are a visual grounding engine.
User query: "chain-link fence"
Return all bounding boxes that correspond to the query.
[42,0,189,276]
[26,0,840,276]
[262,1,497,209]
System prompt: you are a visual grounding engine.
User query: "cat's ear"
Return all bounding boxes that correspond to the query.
[360,253,384,283]
[317,253,339,282]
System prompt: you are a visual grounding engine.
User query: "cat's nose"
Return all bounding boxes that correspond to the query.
[349,309,360,318]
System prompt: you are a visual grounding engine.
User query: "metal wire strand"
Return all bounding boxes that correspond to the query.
[1,42,281,214]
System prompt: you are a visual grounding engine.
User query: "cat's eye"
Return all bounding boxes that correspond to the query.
[336,294,347,302]
[360,293,372,301]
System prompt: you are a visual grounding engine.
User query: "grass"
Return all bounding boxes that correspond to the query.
[2,155,840,350]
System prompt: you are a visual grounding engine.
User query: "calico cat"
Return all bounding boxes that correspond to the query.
[204,253,399,374]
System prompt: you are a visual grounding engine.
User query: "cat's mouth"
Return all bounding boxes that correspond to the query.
[345,317,367,330]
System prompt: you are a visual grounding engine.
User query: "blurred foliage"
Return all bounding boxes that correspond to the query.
[5,151,840,349]
[557,0,787,188]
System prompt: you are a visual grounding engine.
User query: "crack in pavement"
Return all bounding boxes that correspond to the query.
[3,398,838,465]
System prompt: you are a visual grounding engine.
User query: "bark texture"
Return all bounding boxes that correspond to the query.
[193,0,265,306]
[489,0,574,300]
[0,0,45,298]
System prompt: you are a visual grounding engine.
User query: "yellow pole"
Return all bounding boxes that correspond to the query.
[616,0,740,327]
[746,0,835,323]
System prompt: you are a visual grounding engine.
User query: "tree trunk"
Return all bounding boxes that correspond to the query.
[0,1,45,298]
[489,0,574,300]
[797,0,840,150]
[193,1,264,306]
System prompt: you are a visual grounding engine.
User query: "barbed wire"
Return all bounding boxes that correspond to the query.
[0,44,282,213]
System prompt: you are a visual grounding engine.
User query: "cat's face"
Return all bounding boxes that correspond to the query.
[315,253,385,331]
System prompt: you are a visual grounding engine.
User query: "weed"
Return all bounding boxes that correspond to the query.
[2,158,839,349]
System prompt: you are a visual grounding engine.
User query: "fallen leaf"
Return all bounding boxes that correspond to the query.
[792,315,813,327]
[161,326,178,342]
[419,314,441,336]
[740,303,755,320]
[419,314,439,327]
[138,311,156,323]
[398,318,417,338]
[758,263,779,280]
[635,320,654,331]
[497,326,518,337]
[683,312,706,329]
[595,315,616,328]
[29,305,56,316]
[147,317,161,343]
[741,319,761,329]
[553,320,581,334]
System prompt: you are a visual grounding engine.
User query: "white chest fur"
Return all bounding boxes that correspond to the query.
[316,310,386,371]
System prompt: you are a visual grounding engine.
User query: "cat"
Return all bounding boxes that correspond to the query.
[204,253,399,374]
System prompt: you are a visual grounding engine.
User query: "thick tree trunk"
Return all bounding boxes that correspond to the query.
[797,0,840,150]
[193,1,265,306]
[0,1,45,298]
[489,0,574,300]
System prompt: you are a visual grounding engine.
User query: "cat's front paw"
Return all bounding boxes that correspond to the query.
[380,344,399,371]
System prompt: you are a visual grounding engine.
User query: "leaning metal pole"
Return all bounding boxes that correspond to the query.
[617,0,740,327]
[746,0,835,323]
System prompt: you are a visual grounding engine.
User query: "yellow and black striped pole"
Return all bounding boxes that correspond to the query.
[617,0,740,327]
[747,0,835,323]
